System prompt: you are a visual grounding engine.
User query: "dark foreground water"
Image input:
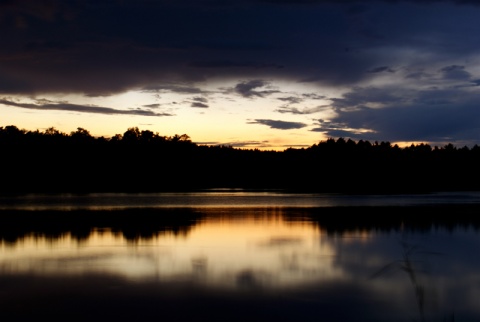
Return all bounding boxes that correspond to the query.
[1,191,480,322]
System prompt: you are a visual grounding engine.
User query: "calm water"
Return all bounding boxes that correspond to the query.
[1,190,480,210]
[1,191,480,321]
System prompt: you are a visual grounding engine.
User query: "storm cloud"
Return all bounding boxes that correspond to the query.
[317,84,480,145]
[2,0,477,97]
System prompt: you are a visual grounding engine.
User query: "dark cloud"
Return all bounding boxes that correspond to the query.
[320,86,480,145]
[471,79,480,86]
[0,0,479,97]
[367,66,395,74]
[0,98,172,117]
[248,119,308,130]
[330,87,406,111]
[440,65,471,81]
[413,89,455,105]
[143,103,161,108]
[302,93,326,100]
[405,70,432,80]
[191,102,209,108]
[142,85,206,95]
[310,118,371,141]
[192,97,208,103]
[190,96,209,108]
[188,60,284,69]
[234,80,279,98]
[277,96,303,104]
[310,119,350,133]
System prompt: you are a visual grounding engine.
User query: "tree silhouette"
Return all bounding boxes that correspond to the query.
[122,127,141,142]
[1,124,480,193]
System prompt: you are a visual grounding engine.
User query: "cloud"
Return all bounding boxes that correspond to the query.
[190,96,209,108]
[405,70,432,80]
[143,103,161,108]
[276,106,328,115]
[471,79,480,86]
[0,98,172,117]
[277,96,303,104]
[367,66,395,74]
[192,97,208,103]
[275,94,329,114]
[248,119,308,130]
[234,80,279,98]
[302,93,326,100]
[440,65,472,81]
[330,87,406,111]
[142,85,206,95]
[310,119,371,139]
[320,85,480,145]
[191,102,209,108]
[0,0,479,98]
[188,60,284,69]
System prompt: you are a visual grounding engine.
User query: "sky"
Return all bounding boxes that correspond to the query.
[1,0,480,150]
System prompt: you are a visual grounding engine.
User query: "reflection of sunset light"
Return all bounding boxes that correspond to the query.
[336,230,373,243]
[0,215,343,289]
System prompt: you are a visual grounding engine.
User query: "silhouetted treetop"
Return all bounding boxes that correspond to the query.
[0,125,475,154]
[1,125,480,193]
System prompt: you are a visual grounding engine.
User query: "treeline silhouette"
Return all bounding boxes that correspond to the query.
[2,125,480,193]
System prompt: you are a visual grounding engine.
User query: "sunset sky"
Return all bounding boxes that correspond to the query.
[1,0,480,150]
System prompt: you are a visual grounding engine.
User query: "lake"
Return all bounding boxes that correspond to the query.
[1,191,480,321]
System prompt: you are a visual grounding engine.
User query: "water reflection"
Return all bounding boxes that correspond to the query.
[2,190,480,210]
[0,210,340,288]
[1,206,480,321]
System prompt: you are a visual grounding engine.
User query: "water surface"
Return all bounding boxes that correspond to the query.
[2,190,480,210]
[1,192,480,321]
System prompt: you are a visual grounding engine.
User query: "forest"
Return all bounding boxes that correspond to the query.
[1,125,480,194]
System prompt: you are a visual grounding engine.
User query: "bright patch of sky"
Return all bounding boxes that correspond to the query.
[1,79,344,150]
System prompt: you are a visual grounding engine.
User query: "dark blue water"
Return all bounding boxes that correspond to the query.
[1,191,479,321]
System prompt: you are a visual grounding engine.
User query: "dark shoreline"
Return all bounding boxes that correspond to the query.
[3,126,480,194]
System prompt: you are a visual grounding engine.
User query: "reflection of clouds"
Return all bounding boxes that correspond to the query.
[0,219,345,290]
[2,218,480,320]
[7,215,480,318]
[1,216,480,321]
